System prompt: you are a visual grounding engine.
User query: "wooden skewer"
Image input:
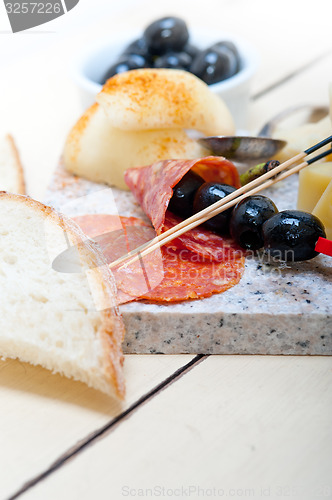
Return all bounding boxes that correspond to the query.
[115,148,332,270]
[109,152,305,270]
[110,136,332,270]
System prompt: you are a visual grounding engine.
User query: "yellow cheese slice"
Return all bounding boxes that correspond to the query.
[312,179,332,239]
[64,103,206,190]
[297,162,332,212]
[273,83,332,162]
[97,68,235,136]
[273,116,332,163]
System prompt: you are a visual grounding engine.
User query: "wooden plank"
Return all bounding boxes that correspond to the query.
[18,356,332,500]
[249,54,332,133]
[0,354,197,499]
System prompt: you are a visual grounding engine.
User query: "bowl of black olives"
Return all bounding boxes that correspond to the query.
[73,16,258,129]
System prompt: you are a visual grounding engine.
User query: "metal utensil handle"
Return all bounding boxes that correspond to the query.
[258,104,329,137]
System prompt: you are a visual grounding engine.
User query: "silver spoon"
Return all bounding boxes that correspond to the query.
[198,135,286,163]
[199,104,329,164]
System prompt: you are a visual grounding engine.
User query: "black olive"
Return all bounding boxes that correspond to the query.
[182,43,200,61]
[230,196,278,250]
[102,54,149,82]
[168,171,205,219]
[211,40,241,71]
[154,51,192,70]
[121,38,151,59]
[262,210,326,262]
[190,45,238,84]
[193,183,236,233]
[143,16,189,55]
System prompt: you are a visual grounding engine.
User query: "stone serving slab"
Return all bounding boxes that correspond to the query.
[45,165,332,355]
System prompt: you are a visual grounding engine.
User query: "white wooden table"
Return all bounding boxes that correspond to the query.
[0,1,332,499]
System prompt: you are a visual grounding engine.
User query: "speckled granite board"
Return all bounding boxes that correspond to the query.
[45,165,332,355]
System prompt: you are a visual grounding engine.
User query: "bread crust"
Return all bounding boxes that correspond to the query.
[0,192,125,399]
[6,135,26,195]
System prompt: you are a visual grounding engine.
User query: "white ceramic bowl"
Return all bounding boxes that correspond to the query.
[72,29,258,130]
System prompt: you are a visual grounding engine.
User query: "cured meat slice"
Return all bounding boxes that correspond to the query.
[124,156,240,233]
[74,214,245,304]
[73,214,148,237]
[125,156,243,266]
[139,245,245,303]
[73,215,164,304]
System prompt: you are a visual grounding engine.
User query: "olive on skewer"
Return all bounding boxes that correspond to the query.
[240,160,280,186]
[167,163,327,262]
[230,195,278,250]
[193,183,237,233]
[168,171,204,219]
[262,210,326,262]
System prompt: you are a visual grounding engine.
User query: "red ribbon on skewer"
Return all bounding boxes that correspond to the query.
[315,237,332,257]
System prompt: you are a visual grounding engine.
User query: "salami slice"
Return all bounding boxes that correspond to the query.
[74,214,245,304]
[124,156,240,234]
[73,214,148,238]
[73,214,164,304]
[139,245,245,303]
[125,156,243,262]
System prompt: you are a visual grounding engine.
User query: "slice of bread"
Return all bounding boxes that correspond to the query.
[0,192,125,399]
[0,135,25,194]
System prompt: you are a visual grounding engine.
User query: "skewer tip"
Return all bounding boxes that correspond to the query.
[315,236,332,257]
